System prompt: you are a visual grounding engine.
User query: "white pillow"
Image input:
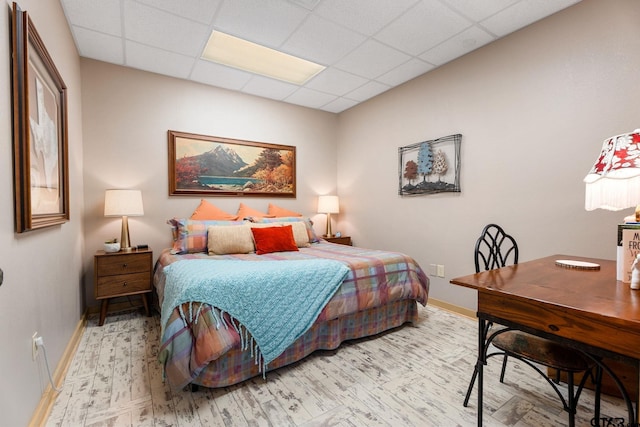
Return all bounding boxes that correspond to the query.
[207,224,254,255]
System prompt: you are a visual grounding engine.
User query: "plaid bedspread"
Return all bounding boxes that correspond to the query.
[155,242,429,389]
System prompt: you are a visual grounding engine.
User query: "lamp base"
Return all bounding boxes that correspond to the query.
[325,213,333,238]
[120,215,133,252]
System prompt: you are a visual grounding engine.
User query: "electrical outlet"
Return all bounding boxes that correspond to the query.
[427,264,437,276]
[437,264,445,277]
[32,332,39,360]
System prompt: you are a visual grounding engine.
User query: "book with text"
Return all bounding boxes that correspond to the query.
[619,223,640,282]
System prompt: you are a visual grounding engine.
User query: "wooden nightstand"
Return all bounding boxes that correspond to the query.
[324,236,352,246]
[94,248,152,326]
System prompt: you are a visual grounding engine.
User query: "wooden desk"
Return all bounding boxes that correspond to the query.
[451,255,640,427]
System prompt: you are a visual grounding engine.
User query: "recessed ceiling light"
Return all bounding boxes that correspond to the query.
[202,31,325,85]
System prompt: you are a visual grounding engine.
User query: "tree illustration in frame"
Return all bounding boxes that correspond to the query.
[398,134,461,196]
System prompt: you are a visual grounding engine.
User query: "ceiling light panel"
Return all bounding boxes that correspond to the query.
[202,31,325,85]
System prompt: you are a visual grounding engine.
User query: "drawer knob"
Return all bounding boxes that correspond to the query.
[122,282,127,287]
[122,263,128,268]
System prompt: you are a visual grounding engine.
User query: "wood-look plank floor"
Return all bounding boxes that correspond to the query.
[45,304,628,426]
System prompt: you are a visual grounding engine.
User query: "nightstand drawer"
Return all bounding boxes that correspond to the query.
[96,253,149,276]
[324,236,352,246]
[96,272,151,298]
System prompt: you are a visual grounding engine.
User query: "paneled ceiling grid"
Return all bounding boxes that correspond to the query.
[60,0,580,113]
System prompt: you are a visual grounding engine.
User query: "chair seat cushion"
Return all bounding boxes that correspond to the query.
[492,330,592,372]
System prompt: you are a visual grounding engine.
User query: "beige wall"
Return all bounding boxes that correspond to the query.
[337,0,640,309]
[0,1,84,425]
[2,0,638,423]
[80,60,338,307]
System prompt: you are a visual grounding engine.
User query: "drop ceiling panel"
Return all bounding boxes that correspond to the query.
[281,15,367,65]
[375,0,472,56]
[125,41,196,79]
[241,75,300,100]
[444,0,520,22]
[376,58,434,87]
[305,68,368,96]
[62,0,122,36]
[73,27,124,64]
[314,0,418,36]
[136,0,222,24]
[321,97,359,114]
[420,26,495,66]
[335,39,412,80]
[124,2,210,56]
[214,0,308,48]
[285,87,338,109]
[481,0,581,37]
[61,0,582,113]
[345,80,391,102]
[190,60,253,91]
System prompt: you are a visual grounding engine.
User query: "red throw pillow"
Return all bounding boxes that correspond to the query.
[251,225,299,255]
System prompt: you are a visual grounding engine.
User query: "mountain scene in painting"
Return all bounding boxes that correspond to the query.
[175,144,294,193]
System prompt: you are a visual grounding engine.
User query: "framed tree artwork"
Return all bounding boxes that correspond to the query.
[11,3,70,232]
[168,130,296,197]
[398,134,461,196]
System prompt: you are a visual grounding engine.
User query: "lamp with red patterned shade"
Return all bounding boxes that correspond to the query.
[584,129,640,222]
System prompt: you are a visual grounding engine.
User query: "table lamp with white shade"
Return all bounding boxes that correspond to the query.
[104,189,144,252]
[317,195,339,238]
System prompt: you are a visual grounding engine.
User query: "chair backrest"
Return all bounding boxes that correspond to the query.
[474,224,519,273]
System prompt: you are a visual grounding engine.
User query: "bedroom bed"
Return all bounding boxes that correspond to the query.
[154,216,429,390]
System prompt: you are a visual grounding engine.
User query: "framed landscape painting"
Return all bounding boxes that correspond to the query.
[168,131,296,197]
[11,3,70,232]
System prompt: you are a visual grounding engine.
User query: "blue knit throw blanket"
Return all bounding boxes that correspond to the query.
[161,259,350,369]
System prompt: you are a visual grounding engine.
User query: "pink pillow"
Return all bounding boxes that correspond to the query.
[237,203,275,219]
[251,225,299,255]
[267,203,303,217]
[190,199,237,220]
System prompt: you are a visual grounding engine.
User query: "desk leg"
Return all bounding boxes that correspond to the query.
[477,318,487,427]
[636,360,640,427]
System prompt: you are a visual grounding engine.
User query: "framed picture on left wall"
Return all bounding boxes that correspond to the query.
[11,3,69,233]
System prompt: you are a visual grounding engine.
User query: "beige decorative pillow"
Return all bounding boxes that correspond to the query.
[250,221,310,248]
[207,224,254,255]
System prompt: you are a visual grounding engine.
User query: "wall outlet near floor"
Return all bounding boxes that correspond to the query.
[428,264,437,276]
[428,264,445,277]
[32,332,39,360]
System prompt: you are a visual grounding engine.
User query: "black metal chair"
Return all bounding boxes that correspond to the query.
[463,224,601,427]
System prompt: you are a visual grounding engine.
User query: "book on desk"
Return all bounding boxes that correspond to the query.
[618,223,640,282]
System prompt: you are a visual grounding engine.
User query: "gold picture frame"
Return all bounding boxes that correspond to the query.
[168,130,296,198]
[11,3,69,232]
